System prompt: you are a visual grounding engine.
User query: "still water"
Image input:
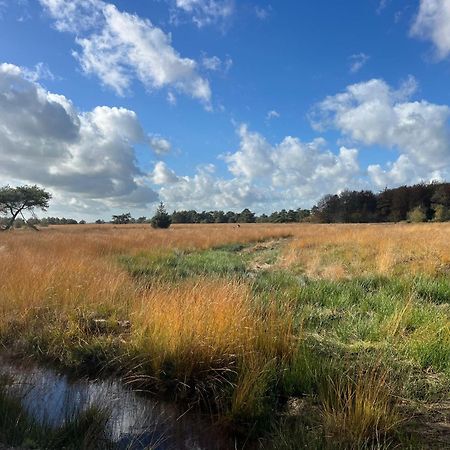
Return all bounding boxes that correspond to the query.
[0,356,238,449]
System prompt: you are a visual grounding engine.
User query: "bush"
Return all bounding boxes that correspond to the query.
[433,204,449,222]
[151,202,172,229]
[407,206,427,223]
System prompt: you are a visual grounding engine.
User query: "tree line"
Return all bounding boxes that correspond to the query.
[167,183,449,224]
[1,182,449,230]
[312,182,450,223]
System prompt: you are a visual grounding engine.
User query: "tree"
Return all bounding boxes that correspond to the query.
[225,211,237,223]
[0,185,51,231]
[431,184,450,208]
[112,212,132,224]
[151,202,172,229]
[238,208,256,223]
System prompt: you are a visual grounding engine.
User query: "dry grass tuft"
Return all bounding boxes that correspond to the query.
[321,368,399,447]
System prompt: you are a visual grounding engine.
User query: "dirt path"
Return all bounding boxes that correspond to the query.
[242,237,291,272]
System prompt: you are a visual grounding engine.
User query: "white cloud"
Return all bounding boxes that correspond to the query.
[172,0,234,28]
[0,62,159,212]
[167,92,177,105]
[22,62,56,82]
[149,136,172,155]
[40,0,211,104]
[349,53,370,74]
[411,0,450,60]
[312,77,450,187]
[151,124,363,212]
[159,164,270,210]
[202,55,221,71]
[266,110,280,120]
[152,161,180,184]
[202,55,233,73]
[225,124,275,179]
[223,125,361,205]
[40,0,104,32]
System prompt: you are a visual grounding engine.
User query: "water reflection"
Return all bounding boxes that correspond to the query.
[0,356,236,449]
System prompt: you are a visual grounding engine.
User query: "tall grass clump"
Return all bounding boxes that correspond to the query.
[129,279,296,418]
[320,368,399,448]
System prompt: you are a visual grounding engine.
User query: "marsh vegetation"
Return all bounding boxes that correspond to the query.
[0,223,449,449]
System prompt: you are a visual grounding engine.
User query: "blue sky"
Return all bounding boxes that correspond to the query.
[1,0,450,219]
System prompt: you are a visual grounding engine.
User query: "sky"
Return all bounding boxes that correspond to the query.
[1,0,450,220]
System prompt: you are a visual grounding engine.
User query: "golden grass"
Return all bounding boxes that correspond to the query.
[321,368,399,447]
[282,223,450,279]
[0,224,296,416]
[131,279,294,376]
[0,222,449,444]
[0,223,293,328]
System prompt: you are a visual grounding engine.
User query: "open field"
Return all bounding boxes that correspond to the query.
[0,223,449,449]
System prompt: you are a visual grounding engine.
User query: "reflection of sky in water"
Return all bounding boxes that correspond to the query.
[1,358,235,449]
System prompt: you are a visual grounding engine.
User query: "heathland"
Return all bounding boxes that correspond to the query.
[0,223,449,449]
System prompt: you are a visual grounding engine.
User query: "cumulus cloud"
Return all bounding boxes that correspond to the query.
[225,125,275,179]
[349,53,370,74]
[154,124,363,211]
[312,77,450,187]
[158,163,270,210]
[172,0,234,28]
[152,161,180,184]
[0,62,159,212]
[411,0,450,60]
[224,125,361,204]
[39,0,211,104]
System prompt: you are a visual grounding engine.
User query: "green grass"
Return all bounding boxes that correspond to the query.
[119,248,249,281]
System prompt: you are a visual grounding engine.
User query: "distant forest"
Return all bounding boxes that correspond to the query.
[171,182,450,224]
[4,182,449,227]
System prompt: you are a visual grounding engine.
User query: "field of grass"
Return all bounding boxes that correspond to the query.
[0,223,449,449]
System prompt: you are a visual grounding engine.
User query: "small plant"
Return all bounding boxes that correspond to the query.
[151,202,172,229]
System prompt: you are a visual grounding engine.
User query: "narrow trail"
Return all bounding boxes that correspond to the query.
[241,236,292,273]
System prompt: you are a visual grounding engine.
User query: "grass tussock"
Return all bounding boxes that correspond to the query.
[131,279,294,374]
[320,368,399,447]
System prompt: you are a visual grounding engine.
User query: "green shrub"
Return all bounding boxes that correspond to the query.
[407,207,427,223]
